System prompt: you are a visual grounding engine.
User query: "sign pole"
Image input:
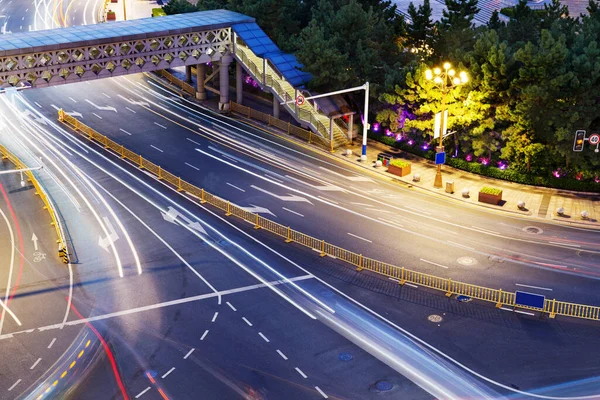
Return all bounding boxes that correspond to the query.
[361,82,369,161]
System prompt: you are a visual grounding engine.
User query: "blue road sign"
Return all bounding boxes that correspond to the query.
[435,151,446,165]
[515,291,545,309]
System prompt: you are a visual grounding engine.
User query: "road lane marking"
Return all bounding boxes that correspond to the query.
[92,112,102,119]
[378,217,403,228]
[200,330,209,340]
[258,332,270,343]
[315,386,328,398]
[211,312,218,322]
[319,167,373,182]
[347,232,372,243]
[183,348,195,359]
[500,307,535,316]
[367,208,391,213]
[264,173,284,183]
[549,241,581,248]
[471,226,500,235]
[226,182,245,192]
[8,379,21,391]
[350,202,373,206]
[185,162,199,171]
[34,102,42,108]
[295,367,307,378]
[403,205,431,215]
[388,278,418,288]
[276,349,288,360]
[161,367,175,379]
[150,145,163,152]
[515,284,553,291]
[186,137,201,146]
[102,93,111,98]
[420,258,449,269]
[135,387,151,398]
[242,317,253,327]
[125,107,136,113]
[317,196,338,204]
[446,241,475,251]
[119,128,132,136]
[226,302,237,311]
[47,338,56,348]
[69,97,77,103]
[221,154,239,163]
[154,122,167,129]
[30,358,41,369]
[282,207,304,217]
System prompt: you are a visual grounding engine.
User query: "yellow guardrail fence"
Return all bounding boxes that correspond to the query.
[0,144,69,263]
[57,109,600,323]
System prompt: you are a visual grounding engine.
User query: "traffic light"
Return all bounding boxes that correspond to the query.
[573,130,586,152]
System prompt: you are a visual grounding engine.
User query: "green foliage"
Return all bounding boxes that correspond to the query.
[390,159,411,168]
[479,186,502,195]
[152,8,167,17]
[162,0,197,15]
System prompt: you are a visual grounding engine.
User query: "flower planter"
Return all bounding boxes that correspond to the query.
[388,163,411,177]
[110,0,118,3]
[478,191,502,205]
[106,11,116,20]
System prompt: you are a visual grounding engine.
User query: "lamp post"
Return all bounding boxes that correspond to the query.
[425,62,468,188]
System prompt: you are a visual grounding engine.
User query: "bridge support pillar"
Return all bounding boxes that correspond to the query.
[185,65,192,83]
[273,96,280,119]
[195,63,207,100]
[348,114,354,141]
[219,59,231,111]
[236,62,243,105]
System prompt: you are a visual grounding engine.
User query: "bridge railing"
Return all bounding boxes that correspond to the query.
[57,109,600,323]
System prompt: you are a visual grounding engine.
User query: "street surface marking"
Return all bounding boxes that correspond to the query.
[200,330,209,340]
[242,317,253,327]
[388,278,418,288]
[367,208,391,213]
[220,154,239,163]
[347,232,372,243]
[47,338,56,348]
[500,307,535,316]
[350,202,373,206]
[135,387,151,398]
[150,145,163,153]
[276,349,288,360]
[319,167,373,182]
[30,358,41,369]
[161,367,175,379]
[282,207,304,217]
[92,112,102,119]
[295,367,307,378]
[119,128,132,136]
[185,162,199,171]
[258,332,270,343]
[264,173,284,183]
[317,196,338,204]
[69,97,77,103]
[378,217,403,228]
[549,241,581,248]
[34,102,42,108]
[154,122,167,129]
[102,93,111,98]
[251,185,313,204]
[183,348,195,359]
[420,258,449,269]
[226,302,237,311]
[186,137,201,146]
[315,386,328,398]
[8,379,21,391]
[447,241,475,251]
[471,226,501,235]
[515,284,553,291]
[226,182,245,192]
[211,312,218,322]
[125,107,136,113]
[403,205,431,215]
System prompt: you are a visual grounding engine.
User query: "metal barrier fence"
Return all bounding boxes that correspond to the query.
[56,109,600,323]
[0,144,68,261]
[155,69,196,96]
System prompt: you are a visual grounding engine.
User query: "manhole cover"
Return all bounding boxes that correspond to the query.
[523,226,543,234]
[428,314,443,323]
[457,256,477,266]
[457,295,472,303]
[339,352,353,362]
[375,381,393,391]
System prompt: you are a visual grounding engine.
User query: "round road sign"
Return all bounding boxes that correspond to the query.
[589,133,600,145]
[295,95,305,106]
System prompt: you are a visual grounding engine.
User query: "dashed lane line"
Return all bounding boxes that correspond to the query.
[315,386,328,398]
[154,122,167,129]
[200,330,209,340]
[211,312,219,322]
[242,317,253,327]
[276,349,288,360]
[150,145,164,153]
[125,107,136,113]
[161,367,175,379]
[8,379,21,391]
[185,162,200,171]
[347,232,372,243]
[30,358,41,370]
[295,367,307,379]
[258,332,270,343]
[282,207,304,217]
[226,301,237,312]
[226,182,245,192]
[183,348,195,359]
[420,258,449,269]
[135,387,151,398]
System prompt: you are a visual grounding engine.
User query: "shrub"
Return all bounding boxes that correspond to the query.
[480,187,502,195]
[390,159,410,168]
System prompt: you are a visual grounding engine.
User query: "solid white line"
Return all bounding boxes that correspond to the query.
[471,226,500,235]
[282,207,304,217]
[258,332,270,343]
[161,367,175,379]
[403,205,431,215]
[447,241,475,251]
[221,154,239,163]
[378,217,403,228]
[119,128,132,136]
[8,379,21,391]
[183,348,195,359]
[317,196,338,204]
[420,258,449,269]
[226,301,237,311]
[211,312,219,322]
[366,208,391,213]
[276,349,288,360]
[185,162,199,171]
[135,387,151,398]
[200,330,209,340]
[150,145,163,152]
[186,137,201,146]
[47,338,56,349]
[102,93,111,98]
[0,206,16,334]
[226,182,245,192]
[347,232,372,243]
[264,173,284,183]
[154,122,167,129]
[34,102,42,108]
[295,367,307,379]
[125,107,136,113]
[69,97,77,103]
[92,112,102,119]
[242,317,253,327]
[500,307,535,316]
[549,241,581,248]
[350,202,373,206]
[315,386,328,398]
[30,358,41,369]
[515,284,553,291]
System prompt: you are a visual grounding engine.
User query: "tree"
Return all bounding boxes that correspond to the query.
[406,0,436,52]
[436,0,480,59]
[162,0,197,15]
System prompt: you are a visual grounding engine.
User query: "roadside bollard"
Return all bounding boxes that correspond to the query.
[517,200,526,210]
[375,160,382,168]
[556,207,565,216]
[412,173,420,182]
[345,149,352,156]
[581,210,590,220]
[461,188,470,198]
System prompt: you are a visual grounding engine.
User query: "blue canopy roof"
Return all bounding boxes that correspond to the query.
[232,23,311,87]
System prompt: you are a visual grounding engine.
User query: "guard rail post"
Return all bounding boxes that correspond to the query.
[285,227,292,243]
[138,155,144,169]
[120,145,125,159]
[549,299,557,318]
[357,254,363,271]
[496,289,503,308]
[158,166,163,180]
[287,122,291,134]
[399,267,406,285]
[226,201,232,216]
[177,177,183,192]
[200,189,206,204]
[58,109,64,122]
[254,214,260,229]
[104,135,109,148]
[445,278,452,297]
[320,240,325,257]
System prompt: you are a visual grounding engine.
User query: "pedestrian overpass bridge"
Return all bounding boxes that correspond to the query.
[0,9,349,147]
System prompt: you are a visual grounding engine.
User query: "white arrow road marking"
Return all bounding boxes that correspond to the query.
[98,217,119,252]
[161,206,207,235]
[85,99,117,112]
[319,167,374,182]
[50,105,82,118]
[284,174,345,192]
[241,204,276,217]
[19,109,48,125]
[251,185,313,205]
[117,94,150,107]
[31,233,38,251]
